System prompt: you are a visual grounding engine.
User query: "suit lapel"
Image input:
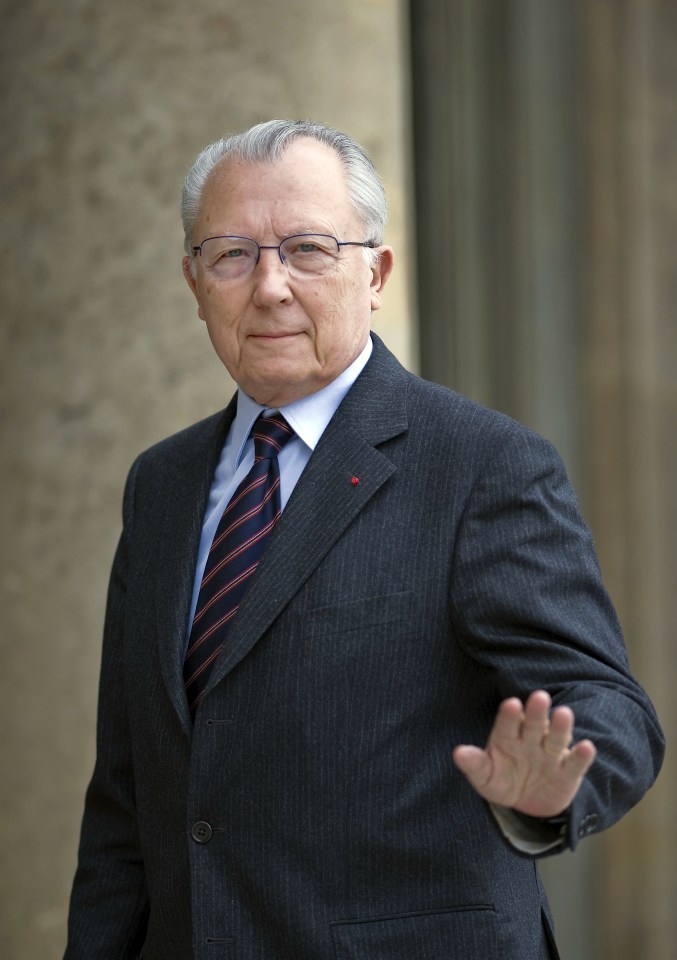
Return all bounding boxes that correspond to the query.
[204,336,410,692]
[154,403,235,736]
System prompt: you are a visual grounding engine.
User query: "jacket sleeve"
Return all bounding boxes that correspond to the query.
[448,426,665,854]
[64,457,149,959]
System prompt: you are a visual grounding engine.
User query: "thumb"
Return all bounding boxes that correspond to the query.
[453,745,492,790]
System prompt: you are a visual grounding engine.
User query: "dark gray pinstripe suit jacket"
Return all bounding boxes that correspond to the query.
[65,334,664,960]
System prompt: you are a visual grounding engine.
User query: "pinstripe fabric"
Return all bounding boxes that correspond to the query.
[331,906,498,958]
[183,414,293,717]
[64,336,664,960]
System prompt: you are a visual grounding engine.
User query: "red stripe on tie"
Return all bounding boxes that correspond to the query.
[183,413,293,719]
[192,563,259,625]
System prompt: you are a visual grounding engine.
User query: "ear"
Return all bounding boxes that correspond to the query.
[369,246,394,312]
[182,256,205,321]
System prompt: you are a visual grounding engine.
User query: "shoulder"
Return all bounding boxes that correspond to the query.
[370,334,535,442]
[365,335,562,471]
[403,367,557,465]
[412,381,568,504]
[135,407,230,469]
[122,405,233,510]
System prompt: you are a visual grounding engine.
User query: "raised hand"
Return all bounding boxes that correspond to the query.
[453,690,597,818]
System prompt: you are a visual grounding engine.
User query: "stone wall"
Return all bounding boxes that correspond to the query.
[0,3,413,957]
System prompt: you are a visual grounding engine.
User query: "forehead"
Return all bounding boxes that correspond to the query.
[197,139,357,236]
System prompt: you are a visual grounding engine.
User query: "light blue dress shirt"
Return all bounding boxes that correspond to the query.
[186,337,373,642]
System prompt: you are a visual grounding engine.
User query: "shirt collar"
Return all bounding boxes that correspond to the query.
[231,336,373,466]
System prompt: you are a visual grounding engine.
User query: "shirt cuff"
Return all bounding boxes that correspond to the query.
[490,804,568,855]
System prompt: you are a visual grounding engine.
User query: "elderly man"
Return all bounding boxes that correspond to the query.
[65,120,663,960]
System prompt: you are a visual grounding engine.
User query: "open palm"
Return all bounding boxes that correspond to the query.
[453,690,597,818]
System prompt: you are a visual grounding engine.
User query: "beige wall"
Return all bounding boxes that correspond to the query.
[0,3,414,957]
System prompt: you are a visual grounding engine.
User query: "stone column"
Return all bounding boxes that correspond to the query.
[0,3,413,958]
[409,0,674,957]
[579,2,676,957]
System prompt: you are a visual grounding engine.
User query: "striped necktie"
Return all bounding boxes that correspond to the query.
[183,413,294,718]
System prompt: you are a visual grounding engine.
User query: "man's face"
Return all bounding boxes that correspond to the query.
[182,139,393,407]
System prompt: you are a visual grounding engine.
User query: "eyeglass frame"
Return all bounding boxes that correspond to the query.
[190,233,375,274]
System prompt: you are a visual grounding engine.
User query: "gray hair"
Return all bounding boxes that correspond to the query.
[181,119,388,256]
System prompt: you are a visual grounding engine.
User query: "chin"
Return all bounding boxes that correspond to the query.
[244,369,309,407]
[241,338,343,401]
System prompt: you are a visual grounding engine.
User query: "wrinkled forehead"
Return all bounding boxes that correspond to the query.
[196,140,357,236]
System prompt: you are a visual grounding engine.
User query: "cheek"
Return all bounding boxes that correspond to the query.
[304,284,327,312]
[201,286,243,330]
[314,278,359,323]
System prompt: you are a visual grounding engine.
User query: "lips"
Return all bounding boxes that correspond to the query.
[250,331,301,340]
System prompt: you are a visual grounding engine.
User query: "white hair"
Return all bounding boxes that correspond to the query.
[181,119,388,261]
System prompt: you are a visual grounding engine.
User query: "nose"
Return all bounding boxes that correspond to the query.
[252,246,293,306]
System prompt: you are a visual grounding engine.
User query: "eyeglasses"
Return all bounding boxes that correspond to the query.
[191,233,374,281]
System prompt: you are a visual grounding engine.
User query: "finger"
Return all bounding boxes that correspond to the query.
[489,697,525,748]
[542,705,575,758]
[521,690,552,746]
[452,745,493,790]
[563,739,597,779]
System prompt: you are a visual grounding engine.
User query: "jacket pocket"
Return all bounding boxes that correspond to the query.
[331,905,498,959]
[301,590,412,639]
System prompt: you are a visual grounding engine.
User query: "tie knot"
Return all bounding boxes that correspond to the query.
[251,414,294,461]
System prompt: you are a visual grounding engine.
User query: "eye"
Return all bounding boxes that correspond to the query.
[278,236,339,276]
[202,238,258,265]
[286,237,334,256]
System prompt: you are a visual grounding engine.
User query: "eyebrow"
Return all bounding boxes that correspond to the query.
[271,227,335,239]
[202,228,336,244]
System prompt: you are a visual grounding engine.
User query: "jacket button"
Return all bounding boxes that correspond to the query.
[578,813,599,839]
[191,821,213,843]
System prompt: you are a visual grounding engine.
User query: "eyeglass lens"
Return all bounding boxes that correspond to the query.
[198,234,343,280]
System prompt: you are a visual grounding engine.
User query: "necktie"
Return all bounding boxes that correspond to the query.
[183,413,294,718]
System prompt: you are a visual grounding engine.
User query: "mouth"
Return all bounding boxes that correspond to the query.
[249,331,302,341]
